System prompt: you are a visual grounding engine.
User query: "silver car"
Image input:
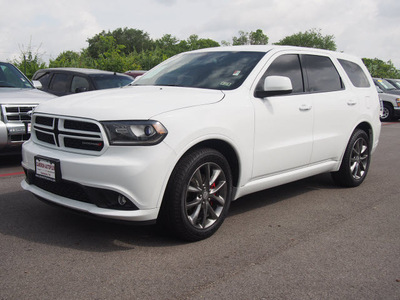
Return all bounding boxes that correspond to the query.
[0,61,54,154]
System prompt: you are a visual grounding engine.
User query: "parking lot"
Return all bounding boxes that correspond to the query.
[0,122,399,299]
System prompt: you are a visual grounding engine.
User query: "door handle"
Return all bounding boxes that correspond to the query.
[347,100,357,106]
[299,104,312,111]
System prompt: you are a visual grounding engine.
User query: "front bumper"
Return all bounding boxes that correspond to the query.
[0,121,30,151]
[393,106,400,117]
[21,139,176,222]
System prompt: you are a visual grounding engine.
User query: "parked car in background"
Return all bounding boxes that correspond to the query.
[32,68,134,96]
[376,86,400,121]
[21,46,381,241]
[373,78,400,96]
[384,78,400,90]
[0,61,54,155]
[125,70,146,79]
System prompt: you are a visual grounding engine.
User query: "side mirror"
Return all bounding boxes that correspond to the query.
[255,76,293,98]
[75,87,88,93]
[32,80,43,89]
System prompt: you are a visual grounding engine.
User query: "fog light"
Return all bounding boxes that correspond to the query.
[118,195,127,206]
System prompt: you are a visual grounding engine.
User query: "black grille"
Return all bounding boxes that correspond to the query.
[33,115,104,153]
[36,116,54,127]
[64,137,104,151]
[64,120,100,132]
[24,169,138,210]
[26,169,90,203]
[6,107,19,113]
[36,131,56,144]
[3,105,36,122]
[11,134,30,142]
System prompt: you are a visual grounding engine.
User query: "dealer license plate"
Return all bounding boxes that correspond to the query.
[35,156,61,182]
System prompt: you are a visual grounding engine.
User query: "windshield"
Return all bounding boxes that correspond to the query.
[133,51,266,90]
[390,80,400,89]
[376,79,396,91]
[91,74,133,90]
[0,62,33,88]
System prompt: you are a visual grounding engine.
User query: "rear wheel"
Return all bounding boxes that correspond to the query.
[159,148,232,242]
[331,129,370,187]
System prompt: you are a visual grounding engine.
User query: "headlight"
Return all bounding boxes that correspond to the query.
[101,120,168,146]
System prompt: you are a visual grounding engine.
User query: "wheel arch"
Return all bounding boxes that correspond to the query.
[183,139,240,189]
[382,100,394,109]
[354,121,373,149]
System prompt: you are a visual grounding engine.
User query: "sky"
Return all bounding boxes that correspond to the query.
[1,0,400,68]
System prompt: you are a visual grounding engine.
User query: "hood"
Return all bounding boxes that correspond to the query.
[34,86,225,120]
[378,91,400,101]
[0,88,55,104]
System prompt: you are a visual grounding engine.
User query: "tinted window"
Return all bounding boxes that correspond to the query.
[0,62,32,88]
[35,72,51,88]
[134,51,266,90]
[338,59,370,88]
[91,75,132,90]
[257,54,304,93]
[71,76,90,92]
[50,73,70,93]
[303,55,343,92]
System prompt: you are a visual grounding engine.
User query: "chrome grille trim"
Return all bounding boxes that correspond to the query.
[1,104,37,122]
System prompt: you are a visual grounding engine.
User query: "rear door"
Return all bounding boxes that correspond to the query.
[302,54,358,163]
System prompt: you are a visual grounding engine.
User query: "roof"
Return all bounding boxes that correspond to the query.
[34,67,129,76]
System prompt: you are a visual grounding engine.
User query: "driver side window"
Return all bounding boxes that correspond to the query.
[71,76,90,93]
[257,54,304,94]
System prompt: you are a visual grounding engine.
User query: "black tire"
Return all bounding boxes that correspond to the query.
[380,103,393,122]
[158,148,232,242]
[331,129,370,187]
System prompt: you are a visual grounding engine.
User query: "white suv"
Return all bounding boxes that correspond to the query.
[21,46,381,241]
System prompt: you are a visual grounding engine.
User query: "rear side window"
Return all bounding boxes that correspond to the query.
[257,54,304,93]
[71,76,90,93]
[303,55,343,92]
[50,73,70,93]
[338,59,370,88]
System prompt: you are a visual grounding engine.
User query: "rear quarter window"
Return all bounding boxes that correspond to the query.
[338,59,370,88]
[303,55,343,92]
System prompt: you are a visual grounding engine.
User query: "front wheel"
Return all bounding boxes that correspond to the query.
[380,103,393,122]
[331,129,370,187]
[159,148,233,242]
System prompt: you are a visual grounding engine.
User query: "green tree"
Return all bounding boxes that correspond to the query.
[232,30,249,45]
[362,58,400,78]
[13,41,46,78]
[185,34,219,50]
[275,28,336,51]
[49,51,83,68]
[249,29,269,45]
[154,34,181,57]
[86,28,153,58]
[225,29,268,46]
[93,36,129,72]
